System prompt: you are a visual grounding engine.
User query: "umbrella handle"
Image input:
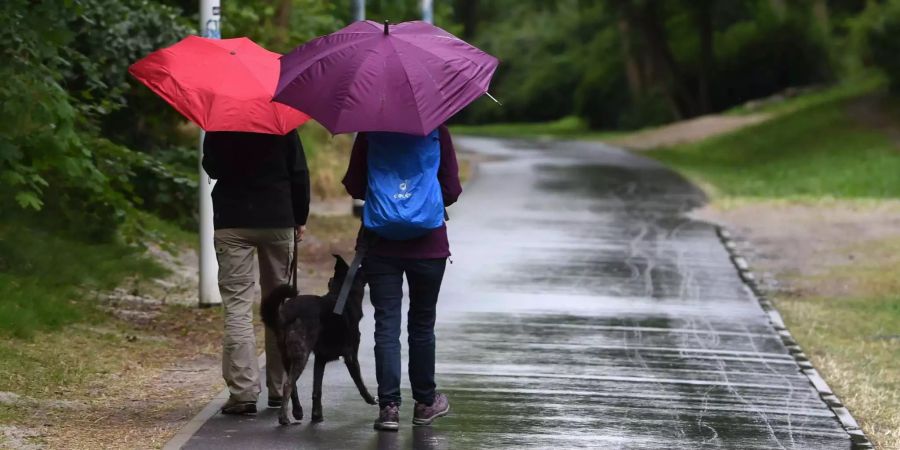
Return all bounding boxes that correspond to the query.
[384,20,390,35]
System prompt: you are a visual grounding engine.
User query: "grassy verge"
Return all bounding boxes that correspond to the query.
[451,115,622,140]
[776,238,900,447]
[0,215,167,339]
[0,207,226,447]
[645,85,900,448]
[647,91,900,200]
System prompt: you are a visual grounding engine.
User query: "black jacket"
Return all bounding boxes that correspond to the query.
[202,131,310,229]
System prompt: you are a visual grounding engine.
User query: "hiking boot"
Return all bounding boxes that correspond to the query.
[413,392,449,425]
[373,403,400,431]
[267,396,283,409]
[221,399,257,415]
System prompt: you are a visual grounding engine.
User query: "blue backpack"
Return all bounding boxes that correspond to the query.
[363,129,444,240]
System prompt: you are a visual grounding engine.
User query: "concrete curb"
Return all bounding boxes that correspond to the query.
[162,353,267,450]
[715,226,873,450]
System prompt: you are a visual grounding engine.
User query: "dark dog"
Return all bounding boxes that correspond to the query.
[260,255,377,425]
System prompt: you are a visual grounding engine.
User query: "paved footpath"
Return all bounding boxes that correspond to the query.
[176,138,856,449]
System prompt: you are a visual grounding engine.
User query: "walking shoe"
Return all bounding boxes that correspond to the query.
[267,396,283,409]
[221,399,257,415]
[413,392,449,425]
[373,403,400,431]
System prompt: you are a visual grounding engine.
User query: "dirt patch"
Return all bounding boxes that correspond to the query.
[0,213,360,449]
[692,200,900,297]
[1,425,42,450]
[607,113,771,150]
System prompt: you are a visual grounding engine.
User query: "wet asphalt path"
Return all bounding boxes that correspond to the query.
[181,137,851,449]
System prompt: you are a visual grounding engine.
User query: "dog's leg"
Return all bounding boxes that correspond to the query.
[290,352,309,421]
[279,362,293,426]
[311,356,326,422]
[344,352,377,405]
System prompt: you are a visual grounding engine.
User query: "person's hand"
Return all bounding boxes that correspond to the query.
[295,225,306,242]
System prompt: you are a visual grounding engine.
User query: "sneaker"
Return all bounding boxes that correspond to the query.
[413,393,449,426]
[267,396,283,409]
[373,403,400,431]
[221,399,257,415]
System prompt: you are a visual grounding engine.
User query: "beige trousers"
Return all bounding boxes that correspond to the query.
[214,227,294,402]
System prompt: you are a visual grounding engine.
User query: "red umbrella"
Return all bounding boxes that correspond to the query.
[129,36,309,135]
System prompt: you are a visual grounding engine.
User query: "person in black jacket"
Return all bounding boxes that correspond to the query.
[202,130,310,415]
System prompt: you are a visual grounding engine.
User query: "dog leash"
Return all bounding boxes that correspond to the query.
[287,228,299,292]
[333,228,375,315]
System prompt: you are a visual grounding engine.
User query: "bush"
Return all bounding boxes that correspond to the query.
[707,14,833,110]
[866,1,900,92]
[0,0,197,241]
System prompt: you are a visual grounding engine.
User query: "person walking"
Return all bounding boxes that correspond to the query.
[342,125,462,431]
[202,130,310,415]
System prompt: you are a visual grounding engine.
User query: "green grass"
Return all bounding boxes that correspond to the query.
[0,216,167,338]
[647,91,900,199]
[451,115,622,140]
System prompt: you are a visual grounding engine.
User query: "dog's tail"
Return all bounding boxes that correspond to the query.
[260,284,297,331]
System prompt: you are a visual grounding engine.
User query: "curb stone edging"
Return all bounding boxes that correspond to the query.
[715,226,874,450]
[162,353,268,450]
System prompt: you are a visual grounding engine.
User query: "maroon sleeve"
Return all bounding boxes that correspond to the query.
[437,125,463,206]
[342,133,369,200]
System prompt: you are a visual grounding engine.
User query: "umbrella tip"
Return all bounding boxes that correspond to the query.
[384,20,389,35]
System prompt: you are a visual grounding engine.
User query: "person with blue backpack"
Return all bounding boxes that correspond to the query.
[342,125,462,431]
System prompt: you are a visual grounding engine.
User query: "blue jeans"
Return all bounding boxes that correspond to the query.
[364,256,447,407]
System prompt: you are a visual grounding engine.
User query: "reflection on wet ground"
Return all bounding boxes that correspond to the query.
[183,138,850,449]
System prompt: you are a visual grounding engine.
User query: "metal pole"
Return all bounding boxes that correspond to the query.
[198,0,222,307]
[355,0,365,21]
[422,0,433,23]
[351,0,366,217]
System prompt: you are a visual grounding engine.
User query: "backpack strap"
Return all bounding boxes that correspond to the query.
[333,228,377,315]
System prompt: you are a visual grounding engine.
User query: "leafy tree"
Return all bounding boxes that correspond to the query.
[1,0,196,239]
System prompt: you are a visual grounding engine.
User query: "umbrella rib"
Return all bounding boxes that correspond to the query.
[394,34,497,87]
[330,42,383,132]
[391,38,497,126]
[387,38,427,134]
[279,36,380,89]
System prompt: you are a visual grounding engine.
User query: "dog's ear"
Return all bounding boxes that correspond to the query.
[332,254,349,277]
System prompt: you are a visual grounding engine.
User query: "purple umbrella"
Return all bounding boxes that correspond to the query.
[273,20,499,136]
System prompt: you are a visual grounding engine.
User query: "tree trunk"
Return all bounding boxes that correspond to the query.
[631,1,697,118]
[271,0,292,49]
[813,0,831,35]
[455,0,480,39]
[694,0,714,114]
[617,16,645,99]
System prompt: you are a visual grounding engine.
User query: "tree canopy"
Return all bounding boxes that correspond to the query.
[1,0,898,239]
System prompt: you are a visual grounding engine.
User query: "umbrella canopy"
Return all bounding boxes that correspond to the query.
[129,36,310,135]
[274,20,499,136]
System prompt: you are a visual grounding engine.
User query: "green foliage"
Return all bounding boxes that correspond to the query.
[464,1,597,124]
[865,0,900,93]
[456,0,838,129]
[0,0,197,242]
[707,11,832,110]
[221,0,344,53]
